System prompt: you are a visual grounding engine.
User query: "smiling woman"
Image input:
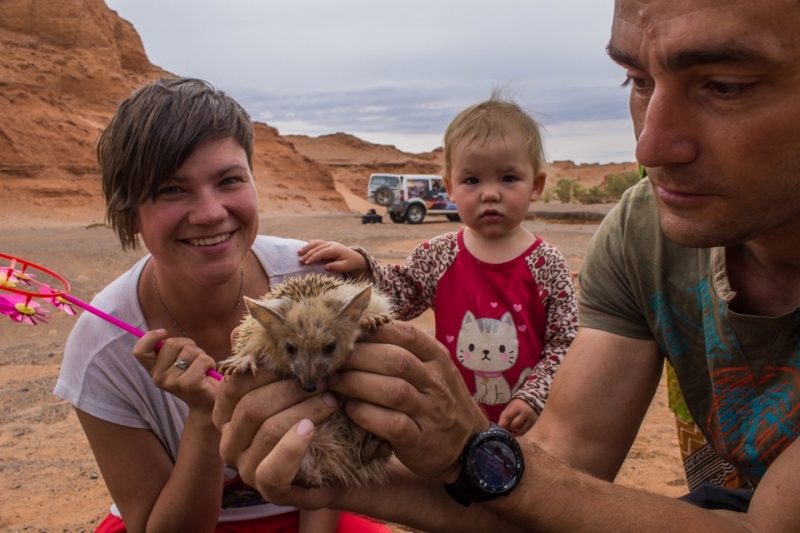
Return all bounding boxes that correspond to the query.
[52,77,392,533]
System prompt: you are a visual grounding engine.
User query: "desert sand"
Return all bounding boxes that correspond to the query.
[0,0,686,531]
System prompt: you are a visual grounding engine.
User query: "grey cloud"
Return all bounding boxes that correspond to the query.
[236,83,630,137]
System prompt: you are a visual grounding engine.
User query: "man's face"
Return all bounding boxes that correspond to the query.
[609,0,800,248]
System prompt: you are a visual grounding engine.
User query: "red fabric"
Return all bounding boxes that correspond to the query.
[94,511,390,533]
[336,513,392,532]
[434,231,547,422]
[94,513,126,533]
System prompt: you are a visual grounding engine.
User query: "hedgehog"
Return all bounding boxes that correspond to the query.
[217,273,395,488]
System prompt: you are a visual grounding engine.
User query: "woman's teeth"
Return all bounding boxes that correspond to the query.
[189,232,231,246]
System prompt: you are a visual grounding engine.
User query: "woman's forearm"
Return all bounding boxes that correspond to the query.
[146,409,224,533]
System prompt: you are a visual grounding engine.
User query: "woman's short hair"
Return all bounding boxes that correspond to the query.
[98,77,254,250]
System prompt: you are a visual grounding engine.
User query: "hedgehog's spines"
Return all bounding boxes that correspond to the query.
[264,273,370,302]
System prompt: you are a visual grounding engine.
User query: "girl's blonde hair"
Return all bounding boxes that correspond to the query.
[442,94,545,181]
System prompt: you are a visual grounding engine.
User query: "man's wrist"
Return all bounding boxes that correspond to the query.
[444,423,525,506]
[443,420,492,484]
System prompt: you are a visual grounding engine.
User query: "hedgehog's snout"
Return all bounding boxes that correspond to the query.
[302,380,318,392]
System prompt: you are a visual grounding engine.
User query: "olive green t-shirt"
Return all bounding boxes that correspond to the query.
[579,179,800,484]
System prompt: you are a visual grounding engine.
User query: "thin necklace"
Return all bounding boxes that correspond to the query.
[153,265,244,337]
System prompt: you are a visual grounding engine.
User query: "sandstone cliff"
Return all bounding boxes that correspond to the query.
[0,0,349,225]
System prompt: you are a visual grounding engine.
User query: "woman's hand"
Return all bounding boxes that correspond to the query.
[133,329,219,413]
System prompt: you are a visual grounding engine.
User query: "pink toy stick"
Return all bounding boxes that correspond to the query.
[61,294,224,381]
[61,293,148,340]
[0,252,222,381]
[63,296,224,380]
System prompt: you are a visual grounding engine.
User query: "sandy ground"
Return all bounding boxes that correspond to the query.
[0,212,686,533]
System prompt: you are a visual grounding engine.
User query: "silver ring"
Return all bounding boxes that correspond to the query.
[173,360,189,371]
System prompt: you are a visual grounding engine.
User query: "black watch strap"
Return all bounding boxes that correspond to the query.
[443,477,476,506]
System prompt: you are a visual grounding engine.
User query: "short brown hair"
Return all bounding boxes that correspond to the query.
[442,95,545,182]
[98,77,254,250]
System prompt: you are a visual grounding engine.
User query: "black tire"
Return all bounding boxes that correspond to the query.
[374,187,395,207]
[405,204,426,224]
[446,213,461,222]
[389,212,406,223]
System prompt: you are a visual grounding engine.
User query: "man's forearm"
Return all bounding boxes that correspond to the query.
[487,440,751,533]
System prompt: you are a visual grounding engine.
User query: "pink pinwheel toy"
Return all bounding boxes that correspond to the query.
[0,252,222,380]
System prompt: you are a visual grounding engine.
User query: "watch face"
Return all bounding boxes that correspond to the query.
[469,437,521,493]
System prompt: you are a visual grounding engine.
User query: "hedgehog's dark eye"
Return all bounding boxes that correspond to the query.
[323,342,336,355]
[285,343,297,356]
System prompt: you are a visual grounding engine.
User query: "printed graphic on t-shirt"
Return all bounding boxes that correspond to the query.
[455,310,533,406]
[648,283,800,483]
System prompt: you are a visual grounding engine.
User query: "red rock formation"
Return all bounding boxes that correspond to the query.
[0,0,347,225]
[0,0,634,227]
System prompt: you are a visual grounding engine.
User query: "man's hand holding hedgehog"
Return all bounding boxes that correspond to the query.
[213,321,490,514]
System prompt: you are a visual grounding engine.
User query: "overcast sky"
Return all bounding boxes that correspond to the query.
[106,0,636,164]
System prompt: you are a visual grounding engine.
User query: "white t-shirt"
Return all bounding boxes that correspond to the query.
[55,235,328,522]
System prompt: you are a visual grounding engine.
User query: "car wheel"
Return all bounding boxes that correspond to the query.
[389,212,406,223]
[374,187,395,207]
[405,204,426,224]
[446,213,461,222]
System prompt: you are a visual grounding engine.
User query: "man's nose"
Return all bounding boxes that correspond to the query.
[634,86,699,169]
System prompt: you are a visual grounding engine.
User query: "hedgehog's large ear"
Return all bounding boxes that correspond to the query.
[244,296,287,328]
[337,285,372,323]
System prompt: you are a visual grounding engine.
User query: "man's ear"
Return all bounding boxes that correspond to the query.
[530,171,547,202]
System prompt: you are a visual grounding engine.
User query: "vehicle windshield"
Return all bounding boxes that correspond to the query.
[370,175,400,189]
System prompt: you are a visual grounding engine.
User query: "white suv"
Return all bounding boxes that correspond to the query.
[367,173,460,224]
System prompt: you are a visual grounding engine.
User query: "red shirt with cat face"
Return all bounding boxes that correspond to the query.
[367,230,578,422]
[435,232,546,421]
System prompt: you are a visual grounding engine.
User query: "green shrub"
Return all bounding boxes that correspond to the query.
[603,171,641,200]
[555,179,573,203]
[573,185,610,204]
[546,170,641,205]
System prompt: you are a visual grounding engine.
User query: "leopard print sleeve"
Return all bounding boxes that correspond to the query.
[352,233,459,321]
[512,240,579,414]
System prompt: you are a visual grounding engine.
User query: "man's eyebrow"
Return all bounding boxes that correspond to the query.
[606,43,643,70]
[606,42,778,72]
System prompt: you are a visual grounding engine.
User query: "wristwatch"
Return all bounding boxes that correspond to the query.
[444,423,525,507]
